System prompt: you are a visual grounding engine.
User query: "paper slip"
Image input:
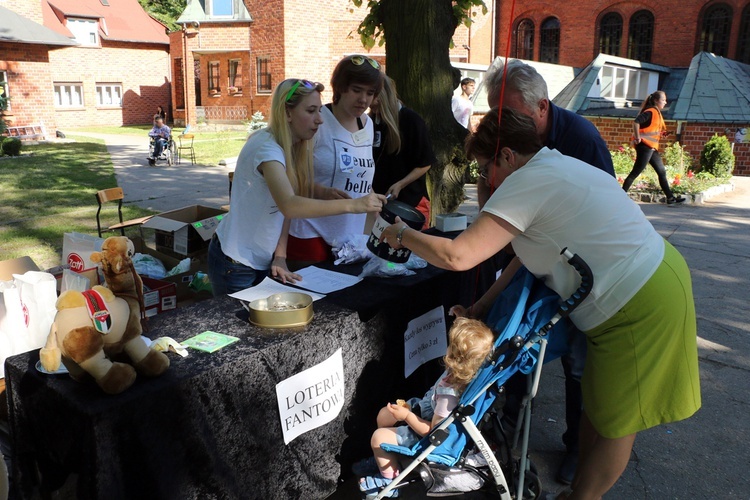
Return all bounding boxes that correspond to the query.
[181,331,240,353]
[228,277,325,303]
[293,267,363,294]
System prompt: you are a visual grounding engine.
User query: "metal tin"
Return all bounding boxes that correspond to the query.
[247,292,314,328]
[366,200,425,263]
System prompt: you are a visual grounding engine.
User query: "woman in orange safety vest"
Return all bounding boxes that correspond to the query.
[622,90,685,205]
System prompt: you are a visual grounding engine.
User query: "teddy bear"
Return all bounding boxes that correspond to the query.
[39,236,170,394]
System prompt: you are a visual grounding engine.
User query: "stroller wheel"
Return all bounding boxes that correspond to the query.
[520,470,542,499]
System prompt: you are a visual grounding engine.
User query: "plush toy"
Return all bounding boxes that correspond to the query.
[40,236,170,394]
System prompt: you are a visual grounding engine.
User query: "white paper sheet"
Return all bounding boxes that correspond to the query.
[403,306,448,378]
[292,266,363,294]
[228,277,326,302]
[276,348,345,444]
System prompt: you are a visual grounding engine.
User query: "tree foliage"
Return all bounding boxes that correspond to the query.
[137,0,186,31]
[351,0,487,49]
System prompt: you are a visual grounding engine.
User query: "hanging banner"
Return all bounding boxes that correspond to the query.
[404,306,448,378]
[275,348,345,445]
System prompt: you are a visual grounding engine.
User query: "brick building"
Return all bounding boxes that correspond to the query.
[170,0,495,127]
[1,0,170,134]
[554,52,750,176]
[495,0,750,69]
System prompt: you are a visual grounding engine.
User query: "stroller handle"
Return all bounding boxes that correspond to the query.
[558,247,594,318]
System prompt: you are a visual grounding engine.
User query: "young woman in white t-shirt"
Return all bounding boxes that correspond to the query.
[380,108,700,500]
[208,79,386,295]
[287,55,384,266]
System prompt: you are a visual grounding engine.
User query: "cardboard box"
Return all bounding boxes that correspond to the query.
[141,277,177,318]
[46,264,100,293]
[141,205,226,256]
[131,238,206,302]
[436,213,468,232]
[0,256,40,281]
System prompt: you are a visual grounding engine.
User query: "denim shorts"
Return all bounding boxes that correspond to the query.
[395,425,421,448]
[207,235,267,296]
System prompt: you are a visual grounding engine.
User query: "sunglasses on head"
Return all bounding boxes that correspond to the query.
[285,79,316,102]
[350,55,380,70]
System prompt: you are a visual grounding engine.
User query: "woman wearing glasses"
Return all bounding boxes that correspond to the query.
[380,108,700,499]
[208,79,386,295]
[288,55,384,266]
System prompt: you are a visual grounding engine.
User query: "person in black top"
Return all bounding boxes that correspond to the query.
[370,76,436,224]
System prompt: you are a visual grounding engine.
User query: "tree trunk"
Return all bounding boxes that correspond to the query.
[379,0,470,224]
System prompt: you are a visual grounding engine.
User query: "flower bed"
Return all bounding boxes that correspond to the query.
[611,143,733,205]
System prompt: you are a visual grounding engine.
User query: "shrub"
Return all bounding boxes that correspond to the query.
[611,144,637,175]
[246,111,267,134]
[1,137,22,156]
[663,142,693,176]
[699,134,734,178]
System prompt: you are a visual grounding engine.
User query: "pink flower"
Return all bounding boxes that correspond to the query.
[687,171,695,178]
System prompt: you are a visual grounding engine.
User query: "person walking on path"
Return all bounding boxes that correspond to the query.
[622,90,685,206]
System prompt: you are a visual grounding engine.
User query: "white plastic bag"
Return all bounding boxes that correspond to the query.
[0,271,57,377]
[358,255,416,278]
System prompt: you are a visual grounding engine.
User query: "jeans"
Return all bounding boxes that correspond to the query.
[207,235,267,296]
[622,142,675,199]
[152,137,168,158]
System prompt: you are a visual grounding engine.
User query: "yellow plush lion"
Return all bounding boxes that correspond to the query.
[39,236,169,394]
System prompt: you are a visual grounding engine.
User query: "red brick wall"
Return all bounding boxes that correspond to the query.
[47,40,171,128]
[495,0,748,68]
[0,43,58,134]
[590,116,750,176]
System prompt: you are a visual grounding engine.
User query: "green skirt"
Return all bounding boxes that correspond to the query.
[582,240,701,438]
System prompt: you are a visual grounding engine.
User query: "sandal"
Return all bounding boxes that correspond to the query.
[359,473,399,497]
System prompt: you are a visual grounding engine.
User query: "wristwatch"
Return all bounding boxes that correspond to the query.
[396,225,408,245]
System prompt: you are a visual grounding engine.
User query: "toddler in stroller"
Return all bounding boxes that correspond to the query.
[357,250,593,499]
[358,317,495,497]
[147,115,175,166]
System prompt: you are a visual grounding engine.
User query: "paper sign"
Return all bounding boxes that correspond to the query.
[228,277,325,303]
[275,348,345,445]
[404,306,448,378]
[293,267,362,294]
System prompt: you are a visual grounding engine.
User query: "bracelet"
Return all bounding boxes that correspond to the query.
[396,225,408,245]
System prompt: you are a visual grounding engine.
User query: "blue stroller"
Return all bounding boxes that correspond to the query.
[367,249,593,499]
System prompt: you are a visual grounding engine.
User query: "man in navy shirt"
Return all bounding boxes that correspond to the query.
[478,59,615,486]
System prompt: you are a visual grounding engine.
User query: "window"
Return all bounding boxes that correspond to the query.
[599,13,623,56]
[96,84,122,107]
[211,0,233,17]
[514,19,534,60]
[700,3,732,57]
[0,71,8,112]
[598,65,654,100]
[738,5,750,64]
[627,10,654,61]
[228,59,242,93]
[67,18,99,46]
[208,61,220,93]
[257,57,271,93]
[54,83,84,108]
[539,17,560,63]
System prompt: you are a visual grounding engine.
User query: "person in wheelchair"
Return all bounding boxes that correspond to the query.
[148,115,171,162]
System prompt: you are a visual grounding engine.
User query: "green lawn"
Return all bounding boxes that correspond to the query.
[67,125,248,165]
[0,138,154,269]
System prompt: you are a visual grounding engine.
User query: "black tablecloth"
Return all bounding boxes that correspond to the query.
[6,263,461,499]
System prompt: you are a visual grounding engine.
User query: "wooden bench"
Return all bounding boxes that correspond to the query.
[3,123,47,141]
